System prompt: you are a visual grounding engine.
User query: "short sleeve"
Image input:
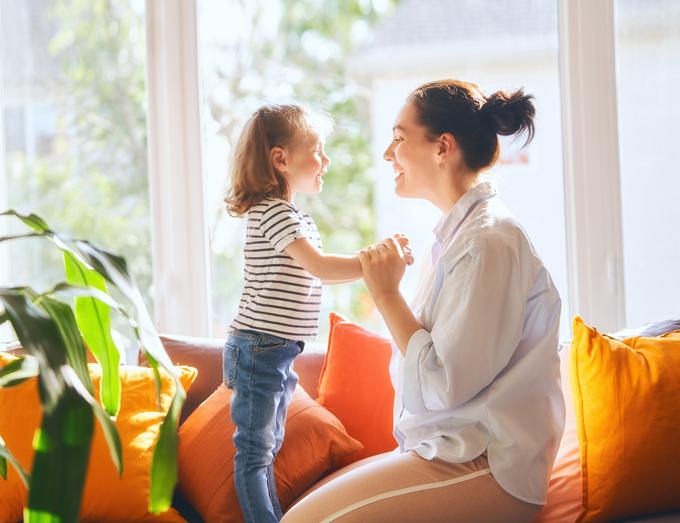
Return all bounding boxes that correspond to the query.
[258,201,306,253]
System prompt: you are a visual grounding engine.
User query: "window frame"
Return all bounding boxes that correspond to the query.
[145,0,211,336]
[558,0,626,332]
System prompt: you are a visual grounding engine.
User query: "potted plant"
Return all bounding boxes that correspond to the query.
[0,210,184,522]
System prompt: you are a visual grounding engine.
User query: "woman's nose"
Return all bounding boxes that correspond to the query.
[383,143,394,162]
[323,152,331,167]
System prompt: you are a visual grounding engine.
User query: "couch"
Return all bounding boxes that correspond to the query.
[3,324,677,522]
[158,329,680,523]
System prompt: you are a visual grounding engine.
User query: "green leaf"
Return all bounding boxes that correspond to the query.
[0,355,39,387]
[37,297,123,476]
[0,210,50,233]
[0,434,30,486]
[0,291,91,521]
[3,211,183,511]
[61,366,123,476]
[149,381,185,513]
[72,241,184,512]
[0,290,66,412]
[25,387,93,523]
[63,252,120,416]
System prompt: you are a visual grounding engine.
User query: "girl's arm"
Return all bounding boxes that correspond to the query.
[322,277,362,285]
[285,238,362,281]
[285,235,414,283]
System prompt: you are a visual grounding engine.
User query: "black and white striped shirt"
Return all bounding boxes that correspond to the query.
[230,198,323,341]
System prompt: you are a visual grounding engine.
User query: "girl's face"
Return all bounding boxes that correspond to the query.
[282,132,330,196]
[383,101,440,199]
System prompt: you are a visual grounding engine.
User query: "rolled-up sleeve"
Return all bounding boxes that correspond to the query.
[259,202,305,253]
[402,235,526,413]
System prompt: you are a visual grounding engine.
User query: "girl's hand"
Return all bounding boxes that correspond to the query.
[377,234,414,265]
[359,236,409,303]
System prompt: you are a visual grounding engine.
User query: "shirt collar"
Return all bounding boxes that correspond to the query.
[433,181,497,243]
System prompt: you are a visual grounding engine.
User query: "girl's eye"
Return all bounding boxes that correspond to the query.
[393,137,403,143]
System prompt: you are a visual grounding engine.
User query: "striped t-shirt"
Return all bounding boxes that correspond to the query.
[230,198,323,341]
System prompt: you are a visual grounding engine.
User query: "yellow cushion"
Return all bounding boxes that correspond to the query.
[0,351,195,522]
[570,317,680,522]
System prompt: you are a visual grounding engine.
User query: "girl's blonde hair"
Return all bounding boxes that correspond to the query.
[225,104,331,216]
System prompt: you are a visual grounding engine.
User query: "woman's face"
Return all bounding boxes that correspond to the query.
[383,101,440,199]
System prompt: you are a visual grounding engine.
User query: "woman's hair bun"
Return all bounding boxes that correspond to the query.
[481,89,535,145]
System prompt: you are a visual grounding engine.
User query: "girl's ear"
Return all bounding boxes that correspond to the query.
[436,133,457,166]
[271,146,288,172]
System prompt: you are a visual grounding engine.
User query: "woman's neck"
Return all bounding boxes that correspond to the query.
[430,169,480,213]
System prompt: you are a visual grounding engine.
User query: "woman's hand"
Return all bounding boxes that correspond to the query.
[378,233,414,266]
[359,235,411,303]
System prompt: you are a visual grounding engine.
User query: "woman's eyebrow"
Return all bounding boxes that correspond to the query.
[392,125,405,132]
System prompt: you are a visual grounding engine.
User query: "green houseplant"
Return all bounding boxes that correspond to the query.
[0,210,184,522]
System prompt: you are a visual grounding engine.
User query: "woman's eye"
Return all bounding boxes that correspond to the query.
[393,137,403,143]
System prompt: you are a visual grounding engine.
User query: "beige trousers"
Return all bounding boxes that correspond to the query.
[281,450,541,523]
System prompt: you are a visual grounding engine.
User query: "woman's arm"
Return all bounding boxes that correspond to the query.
[358,240,421,355]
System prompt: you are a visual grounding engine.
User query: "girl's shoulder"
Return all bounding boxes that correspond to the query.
[250,197,296,215]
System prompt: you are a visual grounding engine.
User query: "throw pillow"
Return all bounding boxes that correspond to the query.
[316,312,397,464]
[0,351,195,522]
[177,383,362,523]
[570,316,680,522]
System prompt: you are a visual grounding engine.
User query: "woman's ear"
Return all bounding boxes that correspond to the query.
[271,146,288,172]
[437,133,457,165]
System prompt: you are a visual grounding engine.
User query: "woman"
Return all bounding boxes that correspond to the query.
[282,80,564,523]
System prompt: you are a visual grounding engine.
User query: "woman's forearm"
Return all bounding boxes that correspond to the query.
[373,292,422,356]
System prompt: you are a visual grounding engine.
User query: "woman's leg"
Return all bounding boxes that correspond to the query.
[281,451,541,523]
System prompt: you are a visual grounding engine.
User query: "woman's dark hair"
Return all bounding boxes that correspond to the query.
[408,80,535,171]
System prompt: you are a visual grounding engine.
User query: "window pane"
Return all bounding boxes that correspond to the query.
[198,1,397,344]
[199,0,570,343]
[0,0,152,352]
[360,0,570,339]
[615,1,680,327]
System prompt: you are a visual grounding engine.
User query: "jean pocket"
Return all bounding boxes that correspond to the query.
[254,333,288,352]
[224,343,240,389]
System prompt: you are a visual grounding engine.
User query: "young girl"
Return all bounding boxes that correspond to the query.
[223,103,411,523]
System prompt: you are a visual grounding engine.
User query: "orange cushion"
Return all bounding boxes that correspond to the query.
[316,312,397,464]
[569,317,680,522]
[0,351,195,522]
[177,383,362,523]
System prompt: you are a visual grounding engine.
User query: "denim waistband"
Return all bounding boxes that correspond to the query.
[230,328,305,351]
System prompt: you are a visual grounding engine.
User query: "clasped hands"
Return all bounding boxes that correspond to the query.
[358,233,413,301]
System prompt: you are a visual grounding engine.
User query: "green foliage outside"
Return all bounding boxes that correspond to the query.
[4,0,152,322]
[204,0,398,339]
[4,0,399,343]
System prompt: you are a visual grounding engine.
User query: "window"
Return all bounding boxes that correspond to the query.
[0,0,152,351]
[198,0,397,342]
[615,0,680,326]
[356,0,570,338]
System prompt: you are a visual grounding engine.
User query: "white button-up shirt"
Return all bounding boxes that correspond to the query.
[390,181,565,504]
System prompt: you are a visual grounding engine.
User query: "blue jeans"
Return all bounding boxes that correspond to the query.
[223,329,304,523]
